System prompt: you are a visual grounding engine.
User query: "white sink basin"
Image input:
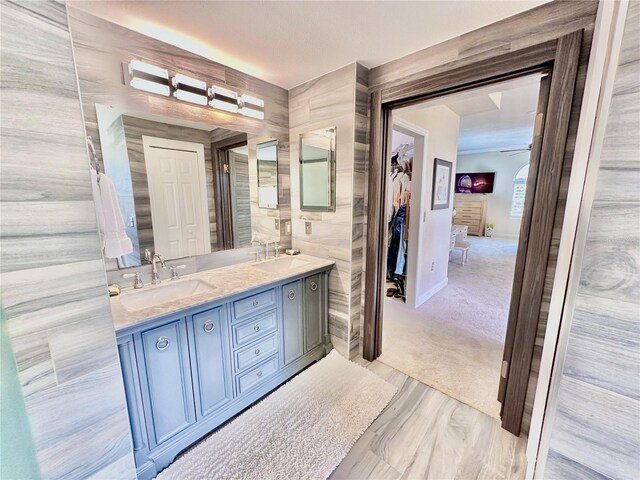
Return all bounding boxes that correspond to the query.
[254,256,310,273]
[120,279,215,311]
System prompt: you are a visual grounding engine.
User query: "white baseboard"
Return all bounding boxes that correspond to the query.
[415,277,448,308]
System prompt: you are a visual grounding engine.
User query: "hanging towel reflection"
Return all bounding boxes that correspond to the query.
[91,169,133,258]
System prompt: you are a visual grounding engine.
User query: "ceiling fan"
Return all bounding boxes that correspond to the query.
[500,144,532,156]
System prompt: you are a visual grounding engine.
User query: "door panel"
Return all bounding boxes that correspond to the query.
[282,280,304,365]
[144,139,211,259]
[190,307,232,418]
[304,274,323,352]
[139,319,195,447]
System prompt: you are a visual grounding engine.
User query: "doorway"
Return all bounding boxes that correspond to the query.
[363,32,583,436]
[380,75,542,419]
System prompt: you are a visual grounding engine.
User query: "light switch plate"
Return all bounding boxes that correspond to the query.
[274,218,280,230]
[305,221,312,235]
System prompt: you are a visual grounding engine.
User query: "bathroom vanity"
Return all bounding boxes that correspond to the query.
[112,255,333,479]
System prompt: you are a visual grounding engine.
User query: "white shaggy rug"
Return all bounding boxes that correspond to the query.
[158,350,397,480]
[380,236,517,419]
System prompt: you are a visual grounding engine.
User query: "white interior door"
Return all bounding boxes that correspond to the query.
[143,137,211,259]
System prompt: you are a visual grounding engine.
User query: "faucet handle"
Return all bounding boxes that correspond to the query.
[122,271,144,289]
[169,265,186,281]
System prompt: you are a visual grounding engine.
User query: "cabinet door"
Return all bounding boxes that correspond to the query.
[304,273,323,352]
[189,306,232,418]
[137,319,195,447]
[117,336,149,466]
[281,280,303,365]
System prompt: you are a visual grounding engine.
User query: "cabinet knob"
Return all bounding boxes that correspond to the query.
[288,289,296,300]
[254,324,260,332]
[310,281,318,292]
[203,320,215,333]
[255,348,261,355]
[156,336,170,351]
[257,370,263,378]
[252,300,259,307]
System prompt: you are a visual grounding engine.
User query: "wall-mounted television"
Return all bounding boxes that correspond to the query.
[455,172,495,194]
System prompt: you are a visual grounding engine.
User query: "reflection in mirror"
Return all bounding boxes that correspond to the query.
[257,140,279,209]
[95,104,256,268]
[300,127,336,211]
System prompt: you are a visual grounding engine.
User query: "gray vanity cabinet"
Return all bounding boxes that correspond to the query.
[116,268,331,480]
[304,273,324,352]
[282,279,304,365]
[136,319,195,448]
[188,306,233,418]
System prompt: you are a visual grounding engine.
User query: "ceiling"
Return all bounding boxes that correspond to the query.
[399,74,542,154]
[68,0,548,89]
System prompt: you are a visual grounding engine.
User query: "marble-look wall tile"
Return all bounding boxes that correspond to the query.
[545,2,640,477]
[0,1,135,478]
[289,64,363,356]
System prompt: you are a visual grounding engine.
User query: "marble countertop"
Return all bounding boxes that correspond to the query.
[110,254,334,332]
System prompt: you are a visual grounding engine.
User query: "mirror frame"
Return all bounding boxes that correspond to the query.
[256,139,279,210]
[299,127,336,212]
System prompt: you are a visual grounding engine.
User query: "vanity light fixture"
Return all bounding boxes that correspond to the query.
[124,60,266,119]
[128,60,170,96]
[239,94,265,120]
[172,73,208,106]
[209,86,239,113]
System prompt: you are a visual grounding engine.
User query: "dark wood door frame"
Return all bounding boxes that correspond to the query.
[362,31,583,436]
[211,133,248,250]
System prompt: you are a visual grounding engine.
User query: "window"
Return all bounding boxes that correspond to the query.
[511,164,529,217]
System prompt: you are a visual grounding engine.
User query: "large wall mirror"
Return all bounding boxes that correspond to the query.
[94,104,279,268]
[300,127,336,211]
[257,140,279,209]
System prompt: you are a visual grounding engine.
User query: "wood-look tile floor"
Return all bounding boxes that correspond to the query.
[331,360,527,480]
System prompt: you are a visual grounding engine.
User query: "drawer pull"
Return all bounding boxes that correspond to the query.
[254,324,260,332]
[156,336,170,351]
[203,320,215,333]
[310,282,318,292]
[255,348,261,355]
[252,300,259,307]
[257,370,263,378]
[288,289,296,300]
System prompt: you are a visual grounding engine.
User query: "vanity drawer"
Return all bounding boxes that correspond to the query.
[236,355,279,395]
[232,309,277,347]
[234,333,279,372]
[233,289,276,321]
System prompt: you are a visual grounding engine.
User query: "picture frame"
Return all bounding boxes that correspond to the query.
[431,158,453,210]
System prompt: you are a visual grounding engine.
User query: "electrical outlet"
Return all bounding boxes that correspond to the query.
[305,221,312,235]
[285,221,291,234]
[431,261,435,271]
[274,218,280,230]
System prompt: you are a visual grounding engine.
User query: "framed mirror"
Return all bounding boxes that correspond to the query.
[299,127,336,211]
[256,140,279,209]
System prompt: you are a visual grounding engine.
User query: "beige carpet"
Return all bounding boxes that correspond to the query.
[158,350,397,480]
[379,236,517,419]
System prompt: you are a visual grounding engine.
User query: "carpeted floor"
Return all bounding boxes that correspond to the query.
[379,236,518,419]
[158,350,397,480]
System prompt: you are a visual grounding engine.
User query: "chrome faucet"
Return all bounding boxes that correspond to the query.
[122,271,144,289]
[151,253,166,284]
